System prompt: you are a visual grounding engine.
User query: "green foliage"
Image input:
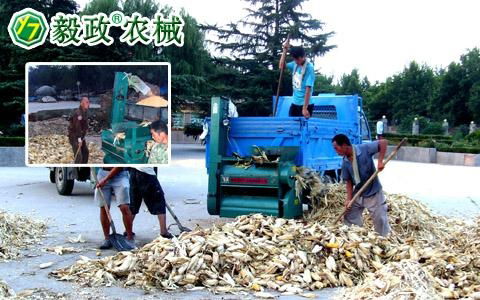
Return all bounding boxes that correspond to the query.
[363,62,438,123]
[468,82,480,121]
[452,125,469,141]
[383,132,452,140]
[202,0,335,115]
[336,69,369,95]
[161,11,215,113]
[421,122,444,135]
[383,132,480,153]
[28,65,168,95]
[466,130,480,145]
[83,0,120,15]
[183,123,203,140]
[314,73,335,93]
[2,0,480,132]
[2,124,25,136]
[397,116,427,134]
[417,139,436,148]
[435,143,480,154]
[0,137,25,146]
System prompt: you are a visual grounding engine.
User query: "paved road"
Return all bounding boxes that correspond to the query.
[29,101,100,113]
[0,144,478,299]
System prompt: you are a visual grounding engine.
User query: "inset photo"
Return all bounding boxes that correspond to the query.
[26,62,170,166]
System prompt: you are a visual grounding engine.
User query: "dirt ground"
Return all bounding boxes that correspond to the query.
[28,117,102,138]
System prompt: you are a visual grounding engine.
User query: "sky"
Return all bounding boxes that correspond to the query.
[76,0,480,83]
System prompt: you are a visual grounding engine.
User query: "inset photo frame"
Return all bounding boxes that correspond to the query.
[25,62,171,167]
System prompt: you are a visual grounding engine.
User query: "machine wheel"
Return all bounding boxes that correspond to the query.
[55,167,74,195]
[49,170,55,183]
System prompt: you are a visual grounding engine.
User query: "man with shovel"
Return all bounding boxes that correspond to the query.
[279,43,316,118]
[68,96,90,164]
[129,167,173,239]
[332,134,391,236]
[95,167,135,249]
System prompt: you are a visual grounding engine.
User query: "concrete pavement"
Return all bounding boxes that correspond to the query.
[0,144,478,299]
[28,101,100,113]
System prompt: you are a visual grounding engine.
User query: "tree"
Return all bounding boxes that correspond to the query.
[463,48,480,123]
[0,0,79,133]
[468,82,480,122]
[336,69,363,95]
[202,0,335,115]
[314,73,335,94]
[160,11,216,113]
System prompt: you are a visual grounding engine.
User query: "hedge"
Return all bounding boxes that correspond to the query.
[0,137,25,146]
[436,145,480,154]
[383,132,453,140]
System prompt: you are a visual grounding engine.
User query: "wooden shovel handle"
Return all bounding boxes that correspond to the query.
[91,169,116,233]
[273,33,291,116]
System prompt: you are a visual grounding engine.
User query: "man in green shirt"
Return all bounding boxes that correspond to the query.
[148,120,168,164]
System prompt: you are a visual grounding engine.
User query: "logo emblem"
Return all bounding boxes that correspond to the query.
[8,8,49,50]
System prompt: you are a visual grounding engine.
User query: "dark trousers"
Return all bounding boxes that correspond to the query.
[129,168,166,215]
[69,136,89,164]
[289,104,314,117]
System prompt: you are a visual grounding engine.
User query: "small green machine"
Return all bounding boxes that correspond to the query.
[207,97,303,219]
[101,72,164,164]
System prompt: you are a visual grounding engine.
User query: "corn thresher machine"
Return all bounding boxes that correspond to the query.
[205,95,372,219]
[101,72,167,164]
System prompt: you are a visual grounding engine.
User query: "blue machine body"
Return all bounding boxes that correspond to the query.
[205,94,371,174]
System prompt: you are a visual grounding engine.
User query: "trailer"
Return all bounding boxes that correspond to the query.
[204,94,371,219]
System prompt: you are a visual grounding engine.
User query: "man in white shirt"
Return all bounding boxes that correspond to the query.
[376,119,384,140]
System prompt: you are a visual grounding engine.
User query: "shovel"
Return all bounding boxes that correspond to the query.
[92,169,135,251]
[166,202,191,233]
[273,33,291,116]
[72,140,82,163]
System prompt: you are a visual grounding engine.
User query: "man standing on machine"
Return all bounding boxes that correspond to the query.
[68,96,90,163]
[279,43,316,118]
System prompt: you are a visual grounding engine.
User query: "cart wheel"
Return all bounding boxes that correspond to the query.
[55,167,74,195]
[49,169,55,183]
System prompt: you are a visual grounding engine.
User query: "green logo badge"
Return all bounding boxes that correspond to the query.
[8,8,49,50]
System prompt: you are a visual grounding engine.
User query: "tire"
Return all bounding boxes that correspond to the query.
[49,170,55,183]
[55,167,74,195]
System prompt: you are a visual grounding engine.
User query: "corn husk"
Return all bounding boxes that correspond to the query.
[51,170,480,299]
[28,117,101,138]
[337,220,480,299]
[0,210,47,261]
[28,135,103,164]
[303,182,459,242]
[11,287,69,300]
[52,216,397,292]
[45,246,81,255]
[145,140,156,158]
[0,280,15,298]
[336,260,442,299]
[233,146,280,169]
[67,234,86,244]
[136,96,168,108]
